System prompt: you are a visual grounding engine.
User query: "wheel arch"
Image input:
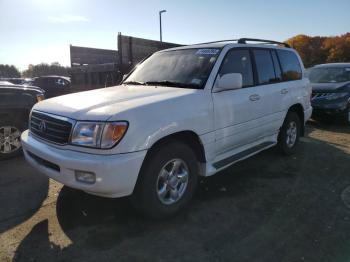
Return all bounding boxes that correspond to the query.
[132,130,206,195]
[287,103,305,136]
[144,130,206,164]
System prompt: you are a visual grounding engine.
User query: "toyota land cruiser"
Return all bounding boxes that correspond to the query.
[21,38,312,218]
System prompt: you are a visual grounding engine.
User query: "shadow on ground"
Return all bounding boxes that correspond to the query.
[13,134,350,262]
[307,118,350,134]
[0,156,49,234]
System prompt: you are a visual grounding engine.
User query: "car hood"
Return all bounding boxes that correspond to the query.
[33,84,199,121]
[311,81,350,92]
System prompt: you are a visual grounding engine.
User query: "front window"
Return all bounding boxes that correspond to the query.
[309,67,350,83]
[124,48,221,89]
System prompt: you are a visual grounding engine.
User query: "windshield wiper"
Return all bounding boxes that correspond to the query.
[145,80,200,89]
[123,81,147,85]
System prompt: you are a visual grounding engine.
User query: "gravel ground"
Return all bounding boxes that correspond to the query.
[0,121,349,262]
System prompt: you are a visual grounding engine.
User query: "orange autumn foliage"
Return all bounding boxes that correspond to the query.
[286,33,350,68]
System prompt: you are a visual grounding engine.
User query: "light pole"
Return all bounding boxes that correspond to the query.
[159,10,166,42]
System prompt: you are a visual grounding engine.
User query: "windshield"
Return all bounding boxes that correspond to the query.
[308,67,350,83]
[124,48,221,89]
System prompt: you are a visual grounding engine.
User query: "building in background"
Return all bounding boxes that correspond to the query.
[70,45,119,92]
[70,33,181,92]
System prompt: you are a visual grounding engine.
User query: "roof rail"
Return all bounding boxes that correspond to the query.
[237,38,290,48]
[192,39,238,46]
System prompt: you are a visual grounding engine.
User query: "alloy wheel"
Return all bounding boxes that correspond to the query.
[0,126,22,154]
[156,159,189,205]
[286,121,297,148]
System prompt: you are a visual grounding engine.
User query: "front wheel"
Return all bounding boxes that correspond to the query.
[278,111,301,155]
[131,141,198,219]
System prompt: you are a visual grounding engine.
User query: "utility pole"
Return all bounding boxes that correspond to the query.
[159,10,166,42]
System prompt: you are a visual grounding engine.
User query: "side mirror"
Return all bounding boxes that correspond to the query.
[214,73,243,92]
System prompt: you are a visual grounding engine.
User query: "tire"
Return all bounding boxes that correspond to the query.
[131,141,198,219]
[278,111,301,155]
[0,116,25,160]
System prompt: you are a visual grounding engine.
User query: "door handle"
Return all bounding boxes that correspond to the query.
[249,94,260,101]
[281,88,288,94]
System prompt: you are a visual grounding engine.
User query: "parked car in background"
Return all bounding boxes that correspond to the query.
[21,38,312,218]
[31,76,71,98]
[309,63,350,124]
[0,84,45,159]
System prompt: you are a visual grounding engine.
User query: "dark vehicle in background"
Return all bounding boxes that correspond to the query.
[309,63,350,124]
[0,78,33,85]
[31,76,70,98]
[0,84,44,159]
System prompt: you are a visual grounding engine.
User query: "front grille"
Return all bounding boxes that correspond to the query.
[30,111,73,144]
[311,92,332,99]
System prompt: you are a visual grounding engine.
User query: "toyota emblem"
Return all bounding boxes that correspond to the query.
[38,120,47,133]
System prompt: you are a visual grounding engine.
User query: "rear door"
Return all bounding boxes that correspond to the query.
[276,49,307,113]
[251,48,292,136]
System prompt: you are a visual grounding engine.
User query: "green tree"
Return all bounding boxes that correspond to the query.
[0,64,21,78]
[22,62,70,78]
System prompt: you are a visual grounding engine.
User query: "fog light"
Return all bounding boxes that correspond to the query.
[75,170,96,184]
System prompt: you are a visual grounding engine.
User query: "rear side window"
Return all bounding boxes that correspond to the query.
[277,50,302,81]
[219,49,254,87]
[271,51,282,81]
[253,49,276,84]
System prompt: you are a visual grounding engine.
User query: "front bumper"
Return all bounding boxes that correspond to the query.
[311,99,349,117]
[21,130,147,198]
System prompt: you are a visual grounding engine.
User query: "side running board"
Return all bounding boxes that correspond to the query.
[213,141,274,169]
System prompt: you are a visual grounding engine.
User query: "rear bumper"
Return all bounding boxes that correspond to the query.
[21,130,147,198]
[304,107,313,123]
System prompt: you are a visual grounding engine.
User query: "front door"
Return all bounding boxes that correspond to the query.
[212,49,266,156]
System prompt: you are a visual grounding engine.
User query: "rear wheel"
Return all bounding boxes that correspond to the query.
[131,141,198,219]
[278,111,301,155]
[0,118,24,160]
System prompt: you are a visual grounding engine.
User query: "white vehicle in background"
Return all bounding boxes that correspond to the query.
[21,38,312,218]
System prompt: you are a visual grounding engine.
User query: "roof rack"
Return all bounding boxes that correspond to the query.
[191,38,290,48]
[192,39,238,46]
[237,38,290,48]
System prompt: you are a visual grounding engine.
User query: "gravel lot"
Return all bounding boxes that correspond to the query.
[0,121,349,262]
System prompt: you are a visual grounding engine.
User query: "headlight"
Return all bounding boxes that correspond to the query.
[325,92,348,100]
[71,121,128,148]
[36,94,45,102]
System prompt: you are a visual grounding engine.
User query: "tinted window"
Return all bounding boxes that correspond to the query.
[277,50,302,81]
[253,50,276,84]
[271,50,282,81]
[219,49,253,87]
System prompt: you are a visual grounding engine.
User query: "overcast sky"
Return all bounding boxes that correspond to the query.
[1,0,349,71]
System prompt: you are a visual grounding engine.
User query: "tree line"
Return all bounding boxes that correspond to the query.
[0,62,70,78]
[286,33,350,68]
[1,33,349,78]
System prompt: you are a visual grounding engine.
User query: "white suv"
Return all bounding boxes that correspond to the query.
[21,38,312,218]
